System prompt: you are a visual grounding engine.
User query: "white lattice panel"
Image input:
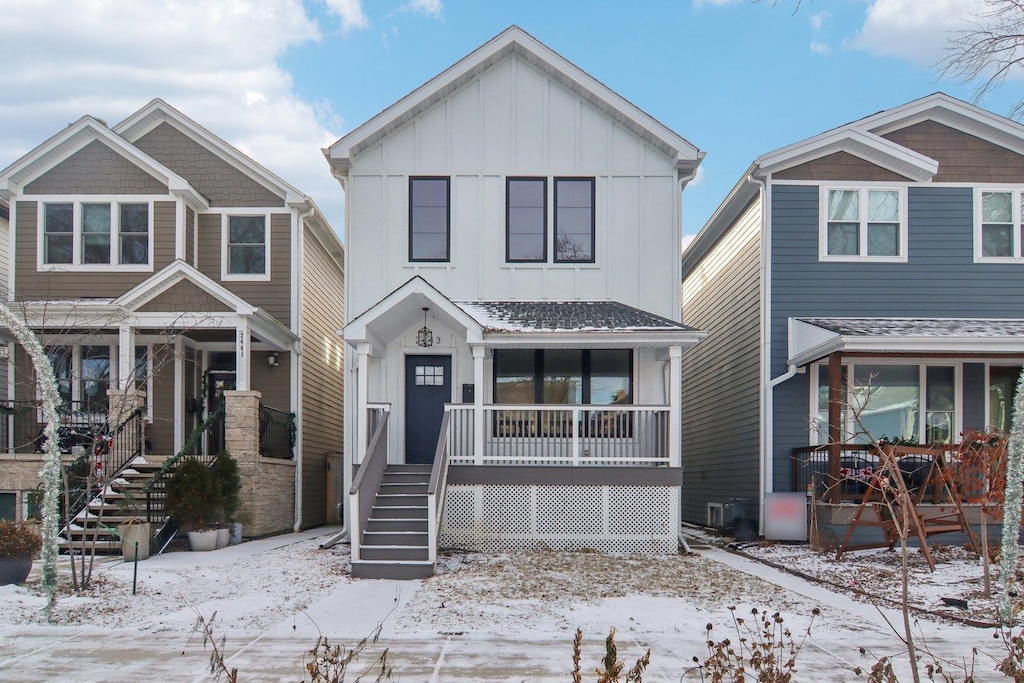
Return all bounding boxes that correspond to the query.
[439,484,678,553]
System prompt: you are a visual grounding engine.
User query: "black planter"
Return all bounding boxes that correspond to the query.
[0,556,32,585]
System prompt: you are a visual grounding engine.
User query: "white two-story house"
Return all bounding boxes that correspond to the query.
[326,26,704,578]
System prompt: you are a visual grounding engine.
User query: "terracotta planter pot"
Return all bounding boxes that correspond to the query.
[0,557,32,585]
[187,529,219,552]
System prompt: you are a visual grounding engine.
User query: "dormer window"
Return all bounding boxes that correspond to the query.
[39,199,152,269]
[820,187,906,262]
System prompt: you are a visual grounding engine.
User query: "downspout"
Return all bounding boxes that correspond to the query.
[677,158,700,541]
[293,201,315,533]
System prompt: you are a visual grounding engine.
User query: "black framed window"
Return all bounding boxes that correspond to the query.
[506,178,546,262]
[409,177,450,262]
[554,178,595,263]
[227,215,267,275]
[494,349,631,405]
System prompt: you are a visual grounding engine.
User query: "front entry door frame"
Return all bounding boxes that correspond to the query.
[404,354,452,465]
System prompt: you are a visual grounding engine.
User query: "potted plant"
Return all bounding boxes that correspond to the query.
[0,519,43,585]
[166,457,217,551]
[117,517,151,561]
[210,451,242,546]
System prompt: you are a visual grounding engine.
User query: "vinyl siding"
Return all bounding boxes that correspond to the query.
[149,344,175,454]
[135,122,285,208]
[14,200,175,301]
[251,353,290,410]
[681,197,761,524]
[298,228,345,528]
[195,212,291,324]
[770,184,1024,490]
[24,140,168,195]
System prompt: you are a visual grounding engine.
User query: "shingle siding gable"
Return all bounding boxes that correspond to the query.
[24,139,168,195]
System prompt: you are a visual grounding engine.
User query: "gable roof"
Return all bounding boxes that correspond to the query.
[683,93,1024,273]
[0,115,207,207]
[114,98,307,206]
[325,25,702,176]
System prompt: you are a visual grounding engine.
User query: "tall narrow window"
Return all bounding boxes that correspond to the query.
[81,204,111,264]
[80,346,110,414]
[120,203,149,265]
[925,366,955,444]
[46,347,73,408]
[554,178,595,262]
[227,215,267,275]
[409,177,449,262]
[506,178,546,262]
[43,203,73,264]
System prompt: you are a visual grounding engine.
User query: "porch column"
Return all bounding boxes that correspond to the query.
[669,345,682,467]
[235,322,251,391]
[117,325,135,390]
[827,351,843,503]
[472,344,485,465]
[356,342,370,463]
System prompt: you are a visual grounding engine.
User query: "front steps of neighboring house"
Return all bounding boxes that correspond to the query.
[352,464,433,580]
[59,455,173,555]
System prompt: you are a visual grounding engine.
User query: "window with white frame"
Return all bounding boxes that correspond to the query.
[976,189,1024,260]
[821,187,905,261]
[223,214,269,278]
[40,200,151,268]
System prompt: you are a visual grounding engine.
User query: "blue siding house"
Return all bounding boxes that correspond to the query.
[681,93,1024,533]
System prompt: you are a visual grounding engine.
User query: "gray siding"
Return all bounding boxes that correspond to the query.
[135,123,284,208]
[770,184,1024,490]
[24,140,167,195]
[681,197,762,525]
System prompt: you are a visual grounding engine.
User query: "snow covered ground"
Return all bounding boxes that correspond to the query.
[0,526,1017,681]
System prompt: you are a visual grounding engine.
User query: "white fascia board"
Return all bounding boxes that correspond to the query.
[481,330,707,349]
[757,129,938,182]
[249,310,299,351]
[864,93,1024,149]
[682,165,760,274]
[841,336,1024,355]
[788,318,842,367]
[327,26,700,168]
[296,197,344,266]
[114,98,302,205]
[114,260,256,314]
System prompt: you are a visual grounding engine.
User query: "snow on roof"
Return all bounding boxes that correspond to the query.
[455,300,695,333]
[797,317,1024,337]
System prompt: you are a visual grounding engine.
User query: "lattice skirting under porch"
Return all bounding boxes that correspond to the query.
[439,484,679,553]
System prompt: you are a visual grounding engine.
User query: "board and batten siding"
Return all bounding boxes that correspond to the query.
[14,200,175,301]
[769,183,1024,490]
[195,212,291,325]
[681,197,762,525]
[346,52,681,321]
[299,229,344,528]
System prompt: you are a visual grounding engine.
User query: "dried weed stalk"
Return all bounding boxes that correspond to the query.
[570,627,650,683]
[305,623,393,683]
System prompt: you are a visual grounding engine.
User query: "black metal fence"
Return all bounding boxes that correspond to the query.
[0,400,107,453]
[259,405,294,459]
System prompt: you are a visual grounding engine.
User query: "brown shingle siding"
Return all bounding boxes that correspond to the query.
[773,151,913,182]
[24,140,168,195]
[883,120,1024,183]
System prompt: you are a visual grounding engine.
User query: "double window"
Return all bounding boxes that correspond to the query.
[821,187,905,261]
[976,189,1024,260]
[505,177,595,264]
[41,200,151,268]
[494,349,632,405]
[222,214,269,279]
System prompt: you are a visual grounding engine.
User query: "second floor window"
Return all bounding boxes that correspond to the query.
[409,177,450,262]
[821,187,905,261]
[42,201,151,268]
[225,215,268,277]
[506,178,547,262]
[976,189,1024,260]
[554,178,595,263]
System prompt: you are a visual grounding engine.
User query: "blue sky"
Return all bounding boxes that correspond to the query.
[0,0,1012,243]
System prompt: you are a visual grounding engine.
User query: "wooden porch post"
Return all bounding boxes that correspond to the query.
[116,325,135,390]
[827,351,843,503]
[472,344,484,465]
[235,322,251,392]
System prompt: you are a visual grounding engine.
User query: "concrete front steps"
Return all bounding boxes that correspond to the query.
[352,464,434,579]
[59,454,173,555]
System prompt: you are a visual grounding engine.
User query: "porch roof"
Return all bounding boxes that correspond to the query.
[789,317,1024,366]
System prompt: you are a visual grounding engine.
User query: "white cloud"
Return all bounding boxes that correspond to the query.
[402,0,443,18]
[810,41,831,56]
[321,0,369,33]
[848,0,985,65]
[691,0,742,9]
[809,11,829,32]
[0,0,347,237]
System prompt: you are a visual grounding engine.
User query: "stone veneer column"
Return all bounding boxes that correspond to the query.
[224,389,295,537]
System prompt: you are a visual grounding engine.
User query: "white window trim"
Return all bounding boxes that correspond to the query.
[32,195,158,272]
[818,186,908,263]
[809,359,962,446]
[973,187,1024,263]
[220,211,272,282]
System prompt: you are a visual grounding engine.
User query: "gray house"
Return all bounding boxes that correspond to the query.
[681,93,1024,532]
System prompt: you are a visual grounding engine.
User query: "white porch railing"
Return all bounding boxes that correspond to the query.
[349,406,390,562]
[426,411,452,566]
[446,404,672,466]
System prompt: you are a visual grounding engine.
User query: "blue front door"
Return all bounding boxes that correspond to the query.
[404,355,451,464]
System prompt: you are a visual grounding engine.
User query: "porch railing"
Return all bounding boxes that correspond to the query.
[445,404,671,466]
[0,399,108,454]
[349,408,390,562]
[259,405,295,459]
[426,411,452,565]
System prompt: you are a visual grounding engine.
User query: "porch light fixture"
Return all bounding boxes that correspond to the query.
[416,307,434,348]
[267,351,279,367]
